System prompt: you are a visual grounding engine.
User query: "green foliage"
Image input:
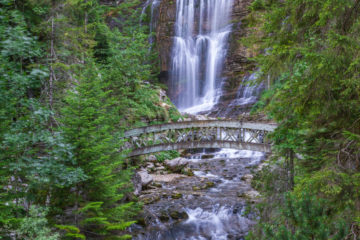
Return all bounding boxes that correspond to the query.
[245,0,360,237]
[16,206,60,240]
[0,1,85,237]
[60,60,139,238]
[250,0,265,11]
[248,194,348,240]
[0,0,172,239]
[155,150,181,163]
[55,224,85,240]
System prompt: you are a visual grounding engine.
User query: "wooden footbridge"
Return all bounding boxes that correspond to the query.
[122,120,277,157]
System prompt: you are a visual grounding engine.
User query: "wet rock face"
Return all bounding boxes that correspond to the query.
[156,0,176,73]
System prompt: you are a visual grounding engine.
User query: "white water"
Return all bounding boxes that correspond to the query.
[140,0,162,46]
[170,0,234,113]
[230,71,264,107]
[185,205,253,240]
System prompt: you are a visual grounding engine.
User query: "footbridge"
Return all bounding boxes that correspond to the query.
[122,120,277,157]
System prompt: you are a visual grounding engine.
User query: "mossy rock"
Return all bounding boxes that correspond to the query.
[182,167,194,176]
[204,181,215,189]
[142,195,160,204]
[158,211,170,222]
[169,210,188,220]
[171,192,183,199]
[237,192,246,198]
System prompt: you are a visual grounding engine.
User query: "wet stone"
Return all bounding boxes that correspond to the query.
[205,181,215,189]
[158,211,170,222]
[171,192,182,199]
[169,210,188,220]
[201,154,215,159]
[146,155,157,162]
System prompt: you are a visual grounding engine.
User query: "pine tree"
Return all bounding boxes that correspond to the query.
[60,60,138,239]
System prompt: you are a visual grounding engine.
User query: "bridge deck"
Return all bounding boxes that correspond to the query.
[122,120,277,156]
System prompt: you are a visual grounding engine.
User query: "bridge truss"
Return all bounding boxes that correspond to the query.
[122,120,277,156]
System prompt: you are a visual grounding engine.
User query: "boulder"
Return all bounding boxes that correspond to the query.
[146,155,157,162]
[159,89,167,102]
[244,190,260,200]
[132,174,142,196]
[146,162,155,170]
[155,166,165,171]
[169,210,188,220]
[151,173,186,183]
[140,193,160,205]
[138,170,153,187]
[132,170,154,196]
[241,174,254,184]
[164,157,189,172]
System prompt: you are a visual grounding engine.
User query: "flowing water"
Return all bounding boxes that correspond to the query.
[169,0,234,113]
[229,71,265,107]
[133,149,265,240]
[141,0,162,46]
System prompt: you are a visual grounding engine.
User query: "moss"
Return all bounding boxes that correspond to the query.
[171,192,182,199]
[204,181,215,189]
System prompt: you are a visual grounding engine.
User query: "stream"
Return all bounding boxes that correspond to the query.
[132,149,265,240]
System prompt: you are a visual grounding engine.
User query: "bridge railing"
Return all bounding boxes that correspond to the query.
[122,120,277,156]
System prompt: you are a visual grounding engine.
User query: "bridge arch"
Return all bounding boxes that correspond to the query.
[122,120,276,157]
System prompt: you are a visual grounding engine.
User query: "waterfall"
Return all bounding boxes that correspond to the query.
[140,0,162,46]
[230,71,265,107]
[170,0,234,113]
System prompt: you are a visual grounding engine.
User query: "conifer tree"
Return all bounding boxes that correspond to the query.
[60,60,138,239]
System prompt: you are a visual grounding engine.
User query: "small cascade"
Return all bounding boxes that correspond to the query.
[230,71,264,107]
[169,0,234,113]
[140,0,162,46]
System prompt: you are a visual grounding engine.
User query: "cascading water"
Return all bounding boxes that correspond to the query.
[140,0,162,47]
[169,0,234,113]
[230,71,265,107]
